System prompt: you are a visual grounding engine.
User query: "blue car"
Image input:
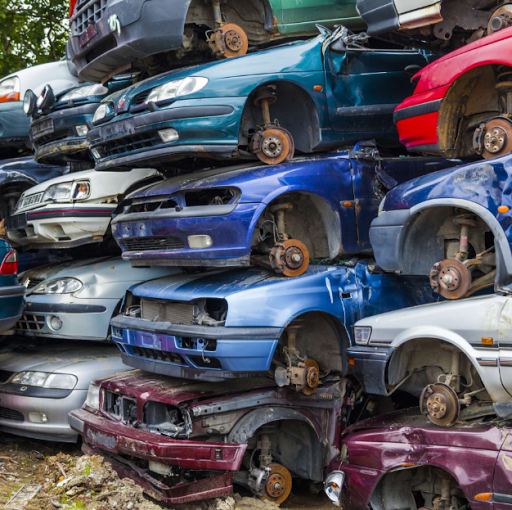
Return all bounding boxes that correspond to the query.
[88,27,432,170]
[111,261,439,388]
[112,144,458,276]
[0,241,25,333]
[370,153,512,300]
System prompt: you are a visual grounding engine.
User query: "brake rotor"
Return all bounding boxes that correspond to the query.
[261,463,293,505]
[488,5,512,34]
[219,23,249,58]
[269,239,310,277]
[254,127,295,165]
[480,118,512,160]
[430,259,472,300]
[420,383,460,427]
[302,358,320,395]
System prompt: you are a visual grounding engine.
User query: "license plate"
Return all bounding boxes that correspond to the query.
[6,213,28,232]
[101,119,136,142]
[32,118,54,139]
[79,23,97,47]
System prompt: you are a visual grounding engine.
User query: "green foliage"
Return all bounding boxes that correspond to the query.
[0,0,70,78]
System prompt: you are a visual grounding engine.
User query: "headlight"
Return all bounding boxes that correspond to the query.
[93,103,113,123]
[32,278,83,294]
[324,471,345,506]
[61,84,108,102]
[72,181,90,200]
[0,76,20,103]
[24,89,37,116]
[146,77,208,104]
[11,371,77,390]
[378,195,387,216]
[354,326,372,345]
[42,182,73,203]
[85,383,100,410]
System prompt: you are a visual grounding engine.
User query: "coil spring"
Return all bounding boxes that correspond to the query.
[497,64,512,84]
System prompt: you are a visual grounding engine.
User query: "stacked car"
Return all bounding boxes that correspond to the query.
[0,1,512,508]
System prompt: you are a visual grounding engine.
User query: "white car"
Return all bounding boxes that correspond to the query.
[349,288,512,426]
[5,167,161,250]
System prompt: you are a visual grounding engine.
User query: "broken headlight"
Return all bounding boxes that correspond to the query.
[93,102,113,124]
[324,471,345,506]
[85,383,100,410]
[11,371,77,390]
[146,77,208,104]
[32,278,83,295]
[42,180,90,203]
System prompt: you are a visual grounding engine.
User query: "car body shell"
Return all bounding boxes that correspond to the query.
[5,167,161,250]
[68,0,364,83]
[110,261,439,381]
[87,34,429,170]
[334,408,512,510]
[17,256,181,341]
[0,342,128,442]
[112,148,459,268]
[0,239,25,333]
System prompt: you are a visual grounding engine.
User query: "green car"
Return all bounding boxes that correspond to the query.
[68,0,364,82]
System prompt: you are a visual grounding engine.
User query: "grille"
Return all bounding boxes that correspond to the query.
[25,278,44,290]
[33,131,69,148]
[18,192,43,210]
[72,0,107,35]
[0,370,14,384]
[141,299,196,324]
[188,356,222,369]
[17,314,46,331]
[97,131,162,158]
[132,90,151,107]
[131,346,185,365]
[0,407,24,422]
[122,236,184,252]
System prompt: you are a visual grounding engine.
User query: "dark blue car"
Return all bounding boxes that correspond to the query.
[111,261,439,387]
[112,144,458,276]
[0,240,25,333]
[370,153,512,299]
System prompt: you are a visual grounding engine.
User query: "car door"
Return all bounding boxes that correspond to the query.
[494,430,512,509]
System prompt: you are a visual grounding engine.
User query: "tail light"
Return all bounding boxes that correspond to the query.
[0,251,18,275]
[69,0,77,16]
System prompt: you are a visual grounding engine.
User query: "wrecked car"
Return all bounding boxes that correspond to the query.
[0,240,24,334]
[5,167,161,250]
[369,153,512,299]
[0,340,128,442]
[112,145,458,276]
[0,62,78,159]
[25,76,133,167]
[17,257,180,341]
[357,0,512,48]
[394,27,512,161]
[69,370,355,505]
[88,27,432,170]
[324,408,512,510]
[349,288,512,426]
[68,0,364,83]
[110,261,438,391]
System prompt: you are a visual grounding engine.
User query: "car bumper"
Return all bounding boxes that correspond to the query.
[347,345,394,395]
[0,285,25,333]
[339,462,383,510]
[112,202,262,267]
[16,296,118,341]
[0,101,30,147]
[69,0,188,83]
[111,315,281,382]
[6,205,116,250]
[0,387,86,442]
[88,99,242,170]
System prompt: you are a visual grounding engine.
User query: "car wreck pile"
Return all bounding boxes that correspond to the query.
[1,0,512,508]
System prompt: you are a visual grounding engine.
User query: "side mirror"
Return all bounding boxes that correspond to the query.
[23,90,37,117]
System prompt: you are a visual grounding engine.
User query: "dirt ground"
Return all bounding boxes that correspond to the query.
[0,433,334,510]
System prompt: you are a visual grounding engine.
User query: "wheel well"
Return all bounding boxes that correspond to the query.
[371,466,467,510]
[252,192,341,260]
[241,82,321,153]
[0,182,35,217]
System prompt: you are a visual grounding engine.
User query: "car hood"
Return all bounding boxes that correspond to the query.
[0,157,67,186]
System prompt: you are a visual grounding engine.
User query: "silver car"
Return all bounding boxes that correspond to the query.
[17,256,180,341]
[349,287,512,426]
[0,341,127,442]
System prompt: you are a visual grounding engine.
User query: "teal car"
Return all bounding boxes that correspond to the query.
[88,27,430,169]
[0,241,25,333]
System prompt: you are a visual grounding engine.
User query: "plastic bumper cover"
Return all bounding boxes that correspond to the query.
[347,345,394,395]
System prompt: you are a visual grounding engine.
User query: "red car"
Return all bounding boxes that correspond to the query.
[325,409,512,510]
[394,26,512,161]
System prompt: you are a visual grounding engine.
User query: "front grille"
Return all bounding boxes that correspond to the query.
[122,236,185,252]
[18,192,43,210]
[72,0,107,35]
[0,407,24,422]
[97,131,162,158]
[188,356,222,369]
[0,370,14,384]
[132,346,185,365]
[17,314,45,331]
[141,299,196,324]
[33,131,70,149]
[132,90,151,107]
[25,278,44,290]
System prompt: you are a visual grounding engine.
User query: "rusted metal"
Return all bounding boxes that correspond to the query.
[488,5,512,34]
[430,259,472,300]
[420,383,461,427]
[269,239,309,277]
[480,118,512,159]
[261,463,292,505]
[453,215,477,260]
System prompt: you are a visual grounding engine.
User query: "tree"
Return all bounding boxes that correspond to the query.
[0,0,70,78]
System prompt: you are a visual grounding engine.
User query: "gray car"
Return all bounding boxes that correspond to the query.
[0,341,128,442]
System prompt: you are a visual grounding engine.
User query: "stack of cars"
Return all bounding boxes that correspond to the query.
[0,0,512,508]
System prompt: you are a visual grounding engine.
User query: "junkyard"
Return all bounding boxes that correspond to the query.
[1,0,512,509]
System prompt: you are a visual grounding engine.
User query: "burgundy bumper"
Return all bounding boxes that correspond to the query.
[339,462,383,510]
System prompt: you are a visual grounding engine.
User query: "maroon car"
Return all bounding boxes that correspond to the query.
[324,408,512,510]
[68,370,354,506]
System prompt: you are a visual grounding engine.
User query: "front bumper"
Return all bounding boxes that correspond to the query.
[0,101,30,148]
[347,345,394,395]
[339,461,383,510]
[0,285,25,334]
[88,99,241,171]
[112,202,262,267]
[111,315,281,382]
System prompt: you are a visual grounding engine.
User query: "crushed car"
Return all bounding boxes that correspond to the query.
[112,144,459,276]
[0,240,24,333]
[5,167,162,250]
[68,0,364,82]
[88,27,433,169]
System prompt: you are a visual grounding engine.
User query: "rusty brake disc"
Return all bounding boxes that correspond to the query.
[488,5,512,34]
[302,358,320,395]
[420,383,460,427]
[269,239,310,277]
[261,463,293,505]
[480,117,512,160]
[253,127,295,165]
[430,259,472,300]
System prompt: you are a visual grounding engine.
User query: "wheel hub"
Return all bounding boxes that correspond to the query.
[485,126,507,154]
[224,29,243,52]
[269,239,310,277]
[262,136,283,158]
[261,463,292,505]
[420,383,460,427]
[266,473,286,498]
[304,359,320,395]
[480,118,512,159]
[430,259,472,300]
